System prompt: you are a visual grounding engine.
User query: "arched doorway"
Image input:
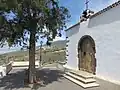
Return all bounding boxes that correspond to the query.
[78,35,96,74]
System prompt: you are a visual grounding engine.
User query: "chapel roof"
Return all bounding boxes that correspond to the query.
[65,0,120,31]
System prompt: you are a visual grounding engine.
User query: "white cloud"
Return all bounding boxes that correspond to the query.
[89,0,118,12]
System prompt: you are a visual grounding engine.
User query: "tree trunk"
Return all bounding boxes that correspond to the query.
[28,31,36,83]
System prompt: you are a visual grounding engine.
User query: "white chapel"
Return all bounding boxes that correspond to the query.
[64,0,120,87]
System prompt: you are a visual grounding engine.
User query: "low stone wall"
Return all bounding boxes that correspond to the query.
[6,61,13,75]
[0,61,13,78]
[0,66,6,78]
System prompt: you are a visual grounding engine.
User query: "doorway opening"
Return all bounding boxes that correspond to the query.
[78,35,96,74]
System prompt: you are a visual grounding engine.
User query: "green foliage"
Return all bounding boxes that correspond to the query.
[0,0,70,47]
[0,1,69,80]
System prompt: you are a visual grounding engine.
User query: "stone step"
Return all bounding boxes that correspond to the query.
[69,70,94,79]
[66,72,96,83]
[64,74,99,88]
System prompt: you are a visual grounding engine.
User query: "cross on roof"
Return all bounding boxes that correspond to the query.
[85,0,89,10]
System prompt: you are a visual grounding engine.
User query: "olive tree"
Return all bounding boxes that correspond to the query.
[0,0,70,83]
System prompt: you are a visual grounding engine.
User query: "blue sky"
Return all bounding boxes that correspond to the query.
[59,0,118,26]
[0,0,118,54]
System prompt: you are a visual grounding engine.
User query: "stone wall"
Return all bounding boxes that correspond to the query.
[6,61,13,75]
[0,61,13,78]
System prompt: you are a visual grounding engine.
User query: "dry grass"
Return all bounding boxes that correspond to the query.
[0,48,66,65]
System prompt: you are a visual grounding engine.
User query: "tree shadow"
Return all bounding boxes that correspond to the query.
[0,69,25,90]
[31,68,65,90]
[0,68,65,90]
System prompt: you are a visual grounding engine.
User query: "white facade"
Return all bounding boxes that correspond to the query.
[65,3,120,84]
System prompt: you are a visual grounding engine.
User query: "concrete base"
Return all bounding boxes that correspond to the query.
[95,75,120,86]
[0,66,6,78]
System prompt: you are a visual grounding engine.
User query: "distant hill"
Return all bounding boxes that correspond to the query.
[42,40,66,49]
[0,40,66,56]
[51,40,66,48]
[0,40,66,65]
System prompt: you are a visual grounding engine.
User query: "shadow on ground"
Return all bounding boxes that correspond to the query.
[29,68,65,90]
[0,69,25,90]
[0,68,65,90]
[1,68,120,90]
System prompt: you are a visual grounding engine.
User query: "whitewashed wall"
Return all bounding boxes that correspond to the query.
[66,4,120,83]
[66,22,89,70]
[66,23,80,70]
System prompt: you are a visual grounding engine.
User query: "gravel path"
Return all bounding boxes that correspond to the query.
[0,68,120,90]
